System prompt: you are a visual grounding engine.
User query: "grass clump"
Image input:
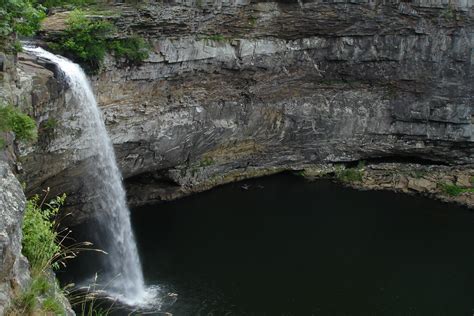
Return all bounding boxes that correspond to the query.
[0,104,37,148]
[205,34,227,42]
[440,183,474,197]
[22,193,65,273]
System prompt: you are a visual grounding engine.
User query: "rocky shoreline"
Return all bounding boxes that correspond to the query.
[303,163,474,209]
[124,162,474,210]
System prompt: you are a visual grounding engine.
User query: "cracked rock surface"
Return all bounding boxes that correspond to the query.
[17,0,474,222]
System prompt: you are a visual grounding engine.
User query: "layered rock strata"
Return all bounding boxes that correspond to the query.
[18,0,474,221]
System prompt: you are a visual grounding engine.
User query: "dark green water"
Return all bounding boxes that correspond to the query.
[132,174,474,316]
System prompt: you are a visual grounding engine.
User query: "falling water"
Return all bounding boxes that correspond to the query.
[24,46,151,305]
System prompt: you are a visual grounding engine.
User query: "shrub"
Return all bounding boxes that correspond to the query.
[335,162,365,183]
[0,105,37,148]
[109,36,149,64]
[48,9,114,70]
[336,168,364,182]
[0,0,46,39]
[49,9,149,71]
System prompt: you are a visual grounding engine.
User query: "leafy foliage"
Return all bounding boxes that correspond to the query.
[109,36,149,64]
[335,161,365,183]
[0,0,46,40]
[48,9,149,71]
[22,193,65,272]
[0,104,37,148]
[48,9,114,70]
[336,168,363,182]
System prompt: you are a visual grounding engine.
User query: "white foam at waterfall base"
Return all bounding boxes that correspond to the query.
[23,46,159,307]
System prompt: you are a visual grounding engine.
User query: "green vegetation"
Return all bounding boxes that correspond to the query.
[441,4,456,20]
[7,193,66,315]
[248,16,257,27]
[68,277,114,316]
[0,0,113,51]
[199,157,214,167]
[294,170,306,177]
[0,104,37,148]
[205,34,228,42]
[335,162,365,183]
[336,167,364,182]
[41,117,58,137]
[0,0,46,40]
[41,0,95,9]
[48,9,149,72]
[109,36,150,64]
[440,183,474,197]
[48,9,114,70]
[8,191,108,315]
[22,193,65,272]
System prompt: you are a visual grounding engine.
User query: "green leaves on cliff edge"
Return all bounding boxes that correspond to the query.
[48,9,149,73]
[47,9,114,71]
[0,104,37,148]
[109,35,150,64]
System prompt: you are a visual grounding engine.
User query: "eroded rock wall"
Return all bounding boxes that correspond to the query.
[21,0,474,219]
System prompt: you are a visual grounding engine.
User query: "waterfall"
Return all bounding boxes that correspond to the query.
[24,46,151,305]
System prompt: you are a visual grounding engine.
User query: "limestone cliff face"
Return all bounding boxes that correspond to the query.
[20,0,473,219]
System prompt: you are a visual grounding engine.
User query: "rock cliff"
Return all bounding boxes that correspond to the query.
[0,161,29,315]
[18,0,474,221]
